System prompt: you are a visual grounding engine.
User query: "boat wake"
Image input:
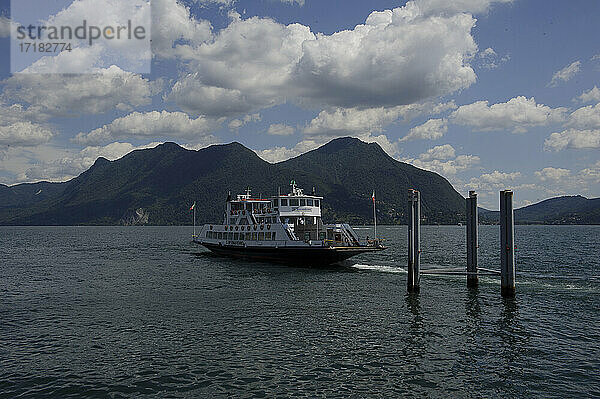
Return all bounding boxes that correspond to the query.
[350,263,406,274]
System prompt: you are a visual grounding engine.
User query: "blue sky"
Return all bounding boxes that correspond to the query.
[0,0,599,209]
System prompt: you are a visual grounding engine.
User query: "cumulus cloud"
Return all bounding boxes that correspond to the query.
[257,138,321,163]
[403,144,480,175]
[20,46,106,74]
[152,0,213,59]
[304,107,403,137]
[579,161,600,183]
[544,129,600,151]
[1,141,162,184]
[293,5,476,109]
[267,123,295,136]
[451,96,567,133]
[196,0,235,7]
[415,0,513,15]
[476,47,510,69]
[258,146,304,163]
[549,61,581,87]
[228,113,261,130]
[257,133,399,163]
[528,164,600,196]
[534,167,571,182]
[465,170,521,190]
[0,102,49,125]
[276,0,305,5]
[74,111,220,144]
[167,15,314,116]
[0,122,54,147]
[0,103,54,147]
[400,118,448,141]
[17,142,162,183]
[419,144,456,160]
[168,2,478,118]
[544,103,600,151]
[566,103,600,129]
[2,66,158,117]
[12,0,152,73]
[575,86,600,103]
[303,102,456,138]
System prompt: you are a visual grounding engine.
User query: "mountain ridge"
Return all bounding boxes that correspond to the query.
[2,138,598,225]
[480,195,600,224]
[0,138,467,225]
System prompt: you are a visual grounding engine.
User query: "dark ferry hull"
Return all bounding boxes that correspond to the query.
[196,242,384,266]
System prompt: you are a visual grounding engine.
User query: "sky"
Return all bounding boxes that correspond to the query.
[0,0,599,209]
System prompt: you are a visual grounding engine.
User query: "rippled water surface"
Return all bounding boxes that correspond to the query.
[1,225,599,398]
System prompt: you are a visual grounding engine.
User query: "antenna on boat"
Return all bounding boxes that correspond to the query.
[226,191,232,202]
[290,179,296,195]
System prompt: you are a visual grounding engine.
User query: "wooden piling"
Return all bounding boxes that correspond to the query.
[466,191,478,287]
[407,189,421,293]
[500,190,516,297]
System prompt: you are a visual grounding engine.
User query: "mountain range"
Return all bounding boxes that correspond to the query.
[480,195,600,225]
[0,138,465,225]
[1,137,598,226]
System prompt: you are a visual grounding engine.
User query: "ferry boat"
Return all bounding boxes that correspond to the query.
[193,181,385,266]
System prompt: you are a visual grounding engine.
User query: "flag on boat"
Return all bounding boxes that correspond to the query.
[372,190,375,203]
[190,202,196,211]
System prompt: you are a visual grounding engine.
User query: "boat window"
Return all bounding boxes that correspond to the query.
[314,199,320,208]
[299,199,306,206]
[218,232,223,239]
[265,232,271,240]
[233,233,239,240]
[245,232,251,240]
[280,198,288,206]
[252,232,258,240]
[290,198,299,206]
[307,199,314,206]
[272,232,276,240]
[258,232,264,240]
[227,232,232,240]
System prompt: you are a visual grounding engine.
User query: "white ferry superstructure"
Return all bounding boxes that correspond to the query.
[193,182,385,265]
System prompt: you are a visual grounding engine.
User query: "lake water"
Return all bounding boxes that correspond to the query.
[1,225,599,398]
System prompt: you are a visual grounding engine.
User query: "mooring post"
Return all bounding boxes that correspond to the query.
[500,190,516,297]
[466,191,478,287]
[407,189,421,293]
